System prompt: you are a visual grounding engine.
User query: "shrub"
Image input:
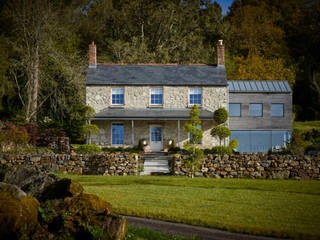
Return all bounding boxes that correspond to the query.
[210,126,231,145]
[213,108,228,124]
[38,128,66,146]
[210,146,232,155]
[24,123,39,146]
[0,122,29,147]
[101,146,143,153]
[229,139,239,149]
[76,144,102,154]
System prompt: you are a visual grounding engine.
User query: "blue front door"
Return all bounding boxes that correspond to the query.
[150,126,163,151]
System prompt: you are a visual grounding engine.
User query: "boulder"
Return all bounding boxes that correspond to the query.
[4,166,59,199]
[39,178,83,202]
[0,183,39,240]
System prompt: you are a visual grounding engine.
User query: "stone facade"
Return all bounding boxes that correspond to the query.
[86,86,227,112]
[0,152,141,176]
[87,85,228,149]
[171,154,320,180]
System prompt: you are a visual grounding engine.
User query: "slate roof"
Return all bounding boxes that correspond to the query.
[92,108,213,120]
[86,64,227,86]
[228,81,292,93]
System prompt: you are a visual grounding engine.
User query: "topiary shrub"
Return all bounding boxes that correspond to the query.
[213,108,229,124]
[210,126,231,145]
[210,146,232,155]
[76,144,102,154]
[229,139,239,149]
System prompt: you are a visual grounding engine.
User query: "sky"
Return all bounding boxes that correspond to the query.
[213,0,234,15]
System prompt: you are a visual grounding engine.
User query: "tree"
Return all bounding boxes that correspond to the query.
[210,126,231,146]
[183,105,204,178]
[228,51,296,85]
[213,108,228,125]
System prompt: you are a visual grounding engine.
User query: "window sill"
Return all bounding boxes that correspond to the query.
[109,105,125,108]
[148,104,163,108]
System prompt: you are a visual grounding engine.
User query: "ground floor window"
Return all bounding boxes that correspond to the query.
[112,123,124,145]
[230,130,291,152]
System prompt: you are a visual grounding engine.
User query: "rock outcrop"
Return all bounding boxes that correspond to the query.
[0,166,127,240]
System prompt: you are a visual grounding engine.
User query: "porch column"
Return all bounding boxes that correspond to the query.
[131,120,134,147]
[177,120,180,148]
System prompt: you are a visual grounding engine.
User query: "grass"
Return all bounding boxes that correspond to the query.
[293,121,320,131]
[126,226,197,240]
[56,174,320,240]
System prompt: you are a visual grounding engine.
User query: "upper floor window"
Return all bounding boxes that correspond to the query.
[189,88,202,105]
[271,104,284,117]
[249,103,263,117]
[112,88,124,105]
[229,103,241,117]
[112,123,124,145]
[150,88,163,105]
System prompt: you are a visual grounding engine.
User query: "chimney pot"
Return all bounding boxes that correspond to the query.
[217,40,225,67]
[89,41,97,68]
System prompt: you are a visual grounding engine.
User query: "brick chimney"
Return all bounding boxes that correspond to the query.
[89,41,96,68]
[217,40,225,67]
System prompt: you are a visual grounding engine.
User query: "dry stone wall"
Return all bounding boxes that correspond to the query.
[171,154,320,180]
[0,153,141,176]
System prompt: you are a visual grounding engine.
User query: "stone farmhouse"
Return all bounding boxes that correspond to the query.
[86,41,292,152]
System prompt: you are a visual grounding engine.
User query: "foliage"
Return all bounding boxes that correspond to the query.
[228,52,296,86]
[0,163,9,181]
[38,128,66,147]
[76,144,102,154]
[24,123,39,146]
[185,105,203,144]
[208,146,233,155]
[101,147,143,153]
[213,108,228,125]
[286,128,320,154]
[184,105,204,178]
[138,163,144,173]
[229,139,239,149]
[168,139,181,152]
[210,126,231,146]
[0,122,29,147]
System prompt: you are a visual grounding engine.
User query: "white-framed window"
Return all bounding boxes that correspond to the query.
[111,88,124,105]
[150,88,163,105]
[249,103,263,117]
[229,103,241,117]
[271,104,284,117]
[189,125,202,144]
[189,88,202,105]
[111,123,124,145]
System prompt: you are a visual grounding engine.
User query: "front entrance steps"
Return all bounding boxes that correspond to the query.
[140,152,170,176]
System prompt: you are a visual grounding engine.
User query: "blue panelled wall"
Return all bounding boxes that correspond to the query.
[230,130,291,152]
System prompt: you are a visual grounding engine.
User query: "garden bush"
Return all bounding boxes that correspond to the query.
[209,146,233,155]
[229,139,239,149]
[76,144,102,154]
[210,126,231,145]
[101,146,143,153]
[213,108,228,124]
[0,122,29,148]
[38,128,66,146]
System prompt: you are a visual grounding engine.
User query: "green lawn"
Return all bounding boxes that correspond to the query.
[57,174,320,240]
[293,121,320,131]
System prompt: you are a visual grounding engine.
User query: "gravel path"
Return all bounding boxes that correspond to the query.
[125,215,290,240]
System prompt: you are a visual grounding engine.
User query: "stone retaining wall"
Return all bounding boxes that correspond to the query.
[171,154,320,180]
[0,152,141,176]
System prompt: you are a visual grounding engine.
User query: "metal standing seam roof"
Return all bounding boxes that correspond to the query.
[86,64,227,86]
[92,108,213,120]
[228,81,292,93]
